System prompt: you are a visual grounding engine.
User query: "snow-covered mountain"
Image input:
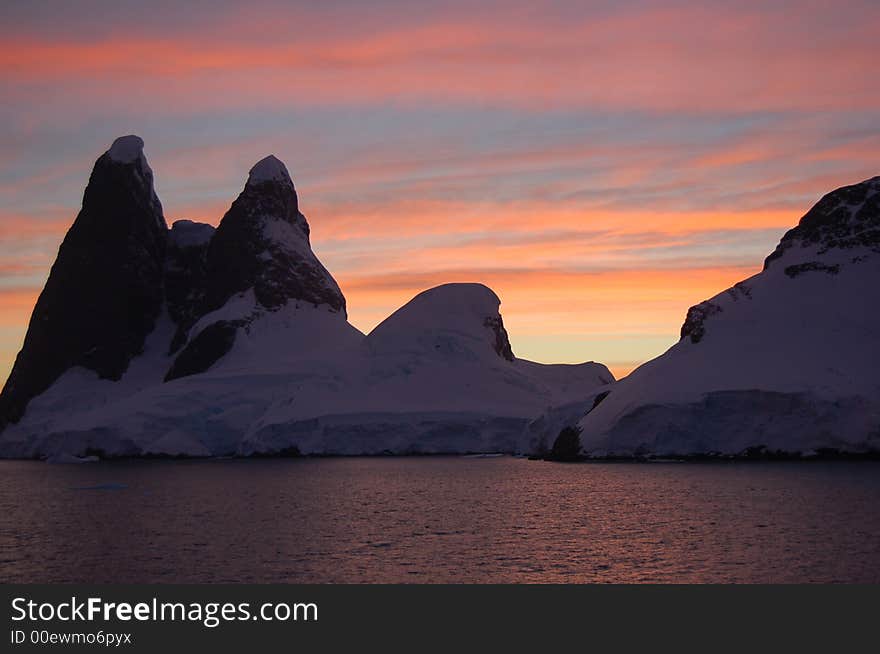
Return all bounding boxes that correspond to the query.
[240,283,612,455]
[0,136,168,430]
[576,176,880,457]
[0,136,612,458]
[164,154,352,381]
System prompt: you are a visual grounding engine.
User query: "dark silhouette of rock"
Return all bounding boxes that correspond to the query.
[164,320,240,382]
[680,176,880,349]
[784,261,840,278]
[203,155,345,314]
[165,220,215,353]
[164,155,347,380]
[588,390,610,413]
[0,136,167,427]
[764,175,880,269]
[484,315,515,361]
[549,425,583,461]
[680,300,723,344]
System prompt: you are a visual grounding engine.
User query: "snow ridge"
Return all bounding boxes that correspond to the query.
[366,283,513,361]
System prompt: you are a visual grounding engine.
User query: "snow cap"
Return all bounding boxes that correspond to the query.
[366,283,514,361]
[247,155,293,188]
[107,135,146,164]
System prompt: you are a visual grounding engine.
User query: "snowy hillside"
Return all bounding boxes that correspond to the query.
[241,283,612,455]
[577,176,880,457]
[0,136,612,458]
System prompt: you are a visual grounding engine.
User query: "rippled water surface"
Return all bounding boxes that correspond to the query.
[1,457,879,583]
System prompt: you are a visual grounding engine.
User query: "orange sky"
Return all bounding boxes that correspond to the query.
[1,1,878,381]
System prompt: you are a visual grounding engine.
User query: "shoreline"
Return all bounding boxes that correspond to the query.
[2,449,879,464]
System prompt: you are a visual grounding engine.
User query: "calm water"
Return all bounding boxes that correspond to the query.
[1,457,879,583]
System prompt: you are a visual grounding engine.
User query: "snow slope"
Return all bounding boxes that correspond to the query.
[577,176,880,456]
[0,284,611,458]
[241,283,612,455]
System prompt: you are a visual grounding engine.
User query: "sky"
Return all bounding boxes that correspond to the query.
[1,0,878,380]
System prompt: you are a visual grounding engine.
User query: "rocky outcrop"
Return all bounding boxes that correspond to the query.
[0,136,167,427]
[764,175,880,269]
[164,320,241,382]
[484,316,515,361]
[679,301,723,344]
[203,156,345,315]
[165,220,214,353]
[164,156,349,380]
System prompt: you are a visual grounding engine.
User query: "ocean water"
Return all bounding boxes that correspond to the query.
[1,457,878,583]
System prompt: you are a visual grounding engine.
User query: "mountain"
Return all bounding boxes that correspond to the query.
[576,176,880,457]
[0,136,612,458]
[240,283,613,455]
[0,136,167,429]
[364,283,514,362]
[164,155,349,381]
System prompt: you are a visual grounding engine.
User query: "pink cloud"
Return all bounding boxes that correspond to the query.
[2,4,878,114]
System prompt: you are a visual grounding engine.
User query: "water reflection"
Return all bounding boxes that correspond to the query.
[1,458,878,583]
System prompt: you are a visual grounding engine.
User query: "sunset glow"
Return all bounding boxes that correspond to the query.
[2,0,878,379]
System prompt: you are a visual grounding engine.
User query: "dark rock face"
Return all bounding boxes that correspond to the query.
[164,321,241,382]
[549,425,583,461]
[588,390,611,414]
[0,137,167,426]
[784,261,840,278]
[764,176,880,269]
[726,281,752,301]
[679,177,879,349]
[164,156,347,381]
[680,301,723,344]
[483,315,515,361]
[202,156,345,315]
[165,220,215,353]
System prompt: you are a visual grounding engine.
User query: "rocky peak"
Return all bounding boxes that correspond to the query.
[201,154,343,314]
[164,156,347,381]
[764,175,880,270]
[246,155,295,189]
[682,175,880,347]
[0,135,168,425]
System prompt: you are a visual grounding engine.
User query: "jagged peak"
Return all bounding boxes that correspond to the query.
[247,155,293,188]
[202,154,344,316]
[764,174,880,270]
[96,135,162,225]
